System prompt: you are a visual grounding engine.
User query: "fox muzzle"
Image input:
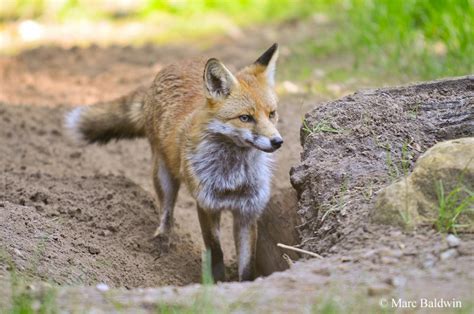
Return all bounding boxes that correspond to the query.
[270,136,283,149]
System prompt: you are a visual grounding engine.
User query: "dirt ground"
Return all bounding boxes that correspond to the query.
[0,19,473,312]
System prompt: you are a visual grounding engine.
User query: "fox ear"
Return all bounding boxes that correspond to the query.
[254,43,279,86]
[204,58,238,100]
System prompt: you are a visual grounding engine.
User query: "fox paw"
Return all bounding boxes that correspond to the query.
[152,228,171,254]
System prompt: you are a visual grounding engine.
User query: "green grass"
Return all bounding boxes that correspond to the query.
[0,252,57,314]
[310,289,396,314]
[282,0,473,89]
[2,0,472,81]
[0,0,326,24]
[384,141,413,182]
[321,179,349,222]
[302,119,344,135]
[346,0,473,78]
[156,250,217,313]
[435,179,474,234]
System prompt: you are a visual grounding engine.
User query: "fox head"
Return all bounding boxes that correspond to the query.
[203,43,283,153]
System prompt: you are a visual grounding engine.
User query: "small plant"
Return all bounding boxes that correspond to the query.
[362,180,374,201]
[400,141,412,176]
[201,250,214,286]
[385,140,413,181]
[321,179,349,222]
[0,251,57,314]
[385,144,399,180]
[157,250,216,314]
[303,119,343,135]
[407,103,421,119]
[398,200,413,228]
[435,179,474,234]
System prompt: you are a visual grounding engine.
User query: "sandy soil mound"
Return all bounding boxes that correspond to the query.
[0,103,202,287]
[1,173,201,287]
[291,76,474,254]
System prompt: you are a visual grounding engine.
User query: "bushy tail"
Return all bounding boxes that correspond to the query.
[65,86,147,144]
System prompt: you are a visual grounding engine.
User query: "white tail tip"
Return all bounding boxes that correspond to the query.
[64,107,84,143]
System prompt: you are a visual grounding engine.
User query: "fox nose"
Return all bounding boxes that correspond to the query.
[270,137,284,149]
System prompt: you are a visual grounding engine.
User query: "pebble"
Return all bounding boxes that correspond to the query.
[337,264,350,271]
[440,248,458,260]
[88,246,101,255]
[390,230,402,237]
[422,254,437,268]
[379,248,403,258]
[312,267,331,276]
[99,230,112,237]
[13,248,24,258]
[446,234,461,248]
[385,276,407,288]
[96,283,109,292]
[380,256,398,265]
[367,283,392,296]
[340,256,353,263]
[69,152,82,159]
[361,249,377,259]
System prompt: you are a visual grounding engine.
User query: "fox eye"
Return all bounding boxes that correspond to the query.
[269,111,276,119]
[239,115,253,123]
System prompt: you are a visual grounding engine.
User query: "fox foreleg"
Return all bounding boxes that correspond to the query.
[233,213,258,281]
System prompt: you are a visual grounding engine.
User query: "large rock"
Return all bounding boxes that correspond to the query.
[373,138,474,230]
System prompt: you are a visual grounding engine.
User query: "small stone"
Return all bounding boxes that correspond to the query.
[99,230,112,237]
[446,234,461,248]
[368,283,392,296]
[337,264,350,271]
[312,267,331,276]
[440,248,458,260]
[69,152,82,159]
[389,230,402,237]
[362,249,377,259]
[88,246,100,255]
[422,253,438,268]
[385,276,406,288]
[30,192,48,205]
[14,248,24,258]
[96,283,109,292]
[380,256,398,264]
[340,256,353,263]
[107,225,118,232]
[379,248,403,258]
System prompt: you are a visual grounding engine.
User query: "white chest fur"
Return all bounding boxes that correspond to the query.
[188,137,273,220]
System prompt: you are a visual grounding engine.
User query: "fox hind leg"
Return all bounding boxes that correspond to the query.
[152,156,180,239]
[233,213,258,281]
[197,206,225,282]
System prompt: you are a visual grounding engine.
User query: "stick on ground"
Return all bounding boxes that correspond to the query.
[277,243,323,259]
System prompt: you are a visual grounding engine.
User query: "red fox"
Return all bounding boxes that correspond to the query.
[65,44,283,281]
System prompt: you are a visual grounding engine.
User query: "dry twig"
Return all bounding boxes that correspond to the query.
[277,243,323,259]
